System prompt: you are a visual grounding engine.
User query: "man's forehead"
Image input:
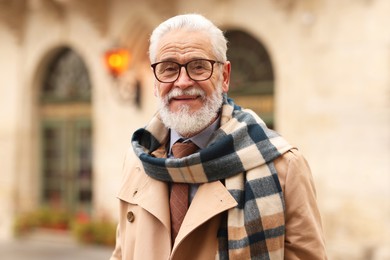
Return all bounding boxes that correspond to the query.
[156,30,213,61]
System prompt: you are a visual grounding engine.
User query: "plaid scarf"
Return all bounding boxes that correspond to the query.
[132,95,292,259]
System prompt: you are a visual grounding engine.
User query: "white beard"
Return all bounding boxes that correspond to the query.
[158,83,223,137]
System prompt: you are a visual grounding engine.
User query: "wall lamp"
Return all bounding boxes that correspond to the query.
[104,47,141,107]
[104,48,130,77]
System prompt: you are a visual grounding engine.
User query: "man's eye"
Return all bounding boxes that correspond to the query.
[194,65,205,70]
[190,63,205,70]
[165,66,177,71]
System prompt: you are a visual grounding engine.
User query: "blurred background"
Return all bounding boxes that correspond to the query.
[0,0,389,259]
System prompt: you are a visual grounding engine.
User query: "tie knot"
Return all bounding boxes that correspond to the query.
[171,140,199,158]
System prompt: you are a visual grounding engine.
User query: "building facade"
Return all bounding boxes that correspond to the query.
[0,0,389,259]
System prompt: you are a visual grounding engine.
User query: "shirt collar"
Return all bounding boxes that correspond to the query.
[169,116,221,153]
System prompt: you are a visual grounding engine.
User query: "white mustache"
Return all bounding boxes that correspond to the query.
[167,87,206,101]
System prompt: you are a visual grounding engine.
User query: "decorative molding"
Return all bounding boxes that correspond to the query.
[0,0,27,43]
[54,0,110,36]
[271,0,296,12]
[270,0,321,13]
[147,0,177,18]
[29,0,64,19]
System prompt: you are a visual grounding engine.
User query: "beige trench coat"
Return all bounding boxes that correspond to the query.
[110,148,327,260]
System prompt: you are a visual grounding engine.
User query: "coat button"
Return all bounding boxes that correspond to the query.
[127,211,135,223]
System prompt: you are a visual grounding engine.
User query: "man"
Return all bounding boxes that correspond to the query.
[111,14,327,260]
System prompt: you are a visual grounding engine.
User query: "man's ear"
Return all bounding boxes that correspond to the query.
[222,61,231,93]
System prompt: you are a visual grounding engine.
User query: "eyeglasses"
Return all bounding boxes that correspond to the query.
[151,59,224,83]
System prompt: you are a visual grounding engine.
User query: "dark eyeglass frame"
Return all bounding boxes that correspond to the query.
[150,59,224,83]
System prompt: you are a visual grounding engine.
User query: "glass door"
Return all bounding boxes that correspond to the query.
[39,46,92,214]
[41,118,92,213]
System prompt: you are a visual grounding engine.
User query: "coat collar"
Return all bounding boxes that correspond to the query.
[117,158,238,243]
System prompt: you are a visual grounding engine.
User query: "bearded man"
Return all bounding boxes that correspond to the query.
[110,13,327,260]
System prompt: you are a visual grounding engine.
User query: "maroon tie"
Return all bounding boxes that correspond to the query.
[170,141,199,242]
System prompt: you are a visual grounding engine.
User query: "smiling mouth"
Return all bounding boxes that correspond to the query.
[167,87,205,103]
[171,95,201,101]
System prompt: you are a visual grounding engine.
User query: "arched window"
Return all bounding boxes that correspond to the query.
[225,30,275,128]
[40,47,93,214]
[42,47,91,102]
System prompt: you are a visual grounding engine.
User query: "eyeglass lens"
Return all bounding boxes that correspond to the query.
[154,59,214,82]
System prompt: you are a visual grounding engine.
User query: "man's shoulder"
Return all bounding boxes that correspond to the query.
[274,148,313,184]
[274,148,308,169]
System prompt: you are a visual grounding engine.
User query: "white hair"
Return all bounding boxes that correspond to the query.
[149,14,228,63]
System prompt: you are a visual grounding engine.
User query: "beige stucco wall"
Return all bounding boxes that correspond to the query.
[0,24,21,240]
[0,0,389,258]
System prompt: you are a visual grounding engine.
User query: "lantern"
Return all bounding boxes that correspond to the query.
[104,48,130,77]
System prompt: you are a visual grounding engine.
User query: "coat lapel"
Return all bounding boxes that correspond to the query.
[174,181,237,246]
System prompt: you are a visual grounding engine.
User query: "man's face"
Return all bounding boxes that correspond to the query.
[153,29,231,136]
[154,29,231,115]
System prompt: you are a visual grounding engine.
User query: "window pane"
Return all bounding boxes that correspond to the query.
[42,48,91,102]
[75,122,93,206]
[42,123,66,207]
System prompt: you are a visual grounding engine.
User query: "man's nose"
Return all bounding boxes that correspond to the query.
[175,67,193,88]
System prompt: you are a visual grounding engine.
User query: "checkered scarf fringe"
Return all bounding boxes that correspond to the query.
[132,95,292,259]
